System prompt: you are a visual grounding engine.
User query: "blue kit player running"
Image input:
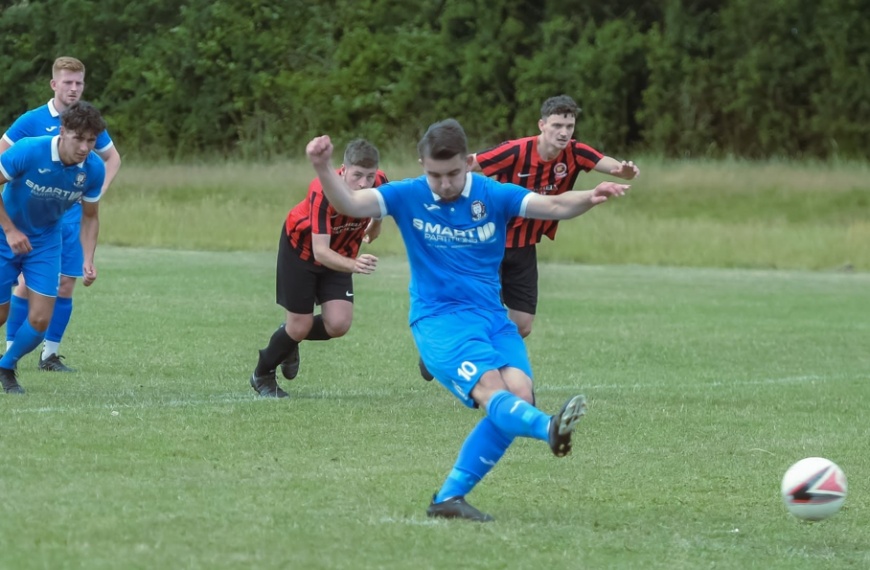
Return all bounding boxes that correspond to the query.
[0,56,121,372]
[306,119,629,521]
[0,101,106,394]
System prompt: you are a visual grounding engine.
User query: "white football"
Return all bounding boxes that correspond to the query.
[781,457,847,521]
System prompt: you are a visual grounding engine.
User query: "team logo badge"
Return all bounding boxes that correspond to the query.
[554,163,568,179]
[74,172,87,188]
[470,200,487,221]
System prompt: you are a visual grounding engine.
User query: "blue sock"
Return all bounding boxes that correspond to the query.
[485,390,550,441]
[0,320,45,369]
[46,296,73,343]
[6,295,28,343]
[435,417,514,503]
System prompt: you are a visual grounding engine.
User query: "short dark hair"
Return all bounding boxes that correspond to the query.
[343,139,379,169]
[417,118,468,160]
[540,95,580,119]
[61,101,107,136]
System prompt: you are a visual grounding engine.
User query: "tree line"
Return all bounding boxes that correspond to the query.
[1,0,868,159]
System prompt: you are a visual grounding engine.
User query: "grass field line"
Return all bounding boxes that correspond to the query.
[9,372,861,416]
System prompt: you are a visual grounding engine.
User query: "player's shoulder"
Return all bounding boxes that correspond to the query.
[569,139,603,155]
[12,103,52,125]
[85,149,107,173]
[470,172,521,197]
[479,135,534,155]
[10,134,51,152]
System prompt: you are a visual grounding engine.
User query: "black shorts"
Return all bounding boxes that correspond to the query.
[276,226,353,314]
[499,245,538,315]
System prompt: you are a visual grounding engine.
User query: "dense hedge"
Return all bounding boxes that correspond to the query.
[1,0,868,159]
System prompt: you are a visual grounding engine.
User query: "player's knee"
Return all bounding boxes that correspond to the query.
[517,322,533,338]
[324,318,351,338]
[57,277,77,297]
[512,385,535,404]
[27,315,50,332]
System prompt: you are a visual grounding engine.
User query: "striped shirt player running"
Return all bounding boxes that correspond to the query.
[306,119,629,521]
[475,94,639,337]
[250,139,388,398]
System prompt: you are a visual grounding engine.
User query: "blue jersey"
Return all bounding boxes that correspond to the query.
[375,172,532,324]
[2,99,113,224]
[0,136,104,249]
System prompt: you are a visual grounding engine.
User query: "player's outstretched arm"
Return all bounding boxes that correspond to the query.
[525,181,629,220]
[306,136,381,219]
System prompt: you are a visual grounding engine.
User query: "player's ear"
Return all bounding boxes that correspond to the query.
[538,118,545,132]
[465,154,474,169]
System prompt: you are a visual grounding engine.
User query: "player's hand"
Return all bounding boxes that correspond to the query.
[610,160,639,180]
[82,263,97,286]
[590,182,630,205]
[362,219,382,244]
[353,253,378,275]
[306,136,334,168]
[5,229,32,255]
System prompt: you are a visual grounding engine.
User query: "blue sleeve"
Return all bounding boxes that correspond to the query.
[373,179,415,220]
[485,178,529,219]
[95,130,114,154]
[0,140,32,181]
[3,113,37,145]
[82,158,106,201]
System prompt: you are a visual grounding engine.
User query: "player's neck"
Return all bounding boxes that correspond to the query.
[535,135,560,162]
[52,97,69,114]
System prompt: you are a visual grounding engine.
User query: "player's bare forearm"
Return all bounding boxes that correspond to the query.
[80,212,99,285]
[526,182,629,220]
[98,147,122,194]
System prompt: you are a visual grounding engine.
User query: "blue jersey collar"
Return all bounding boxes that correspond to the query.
[430,172,473,202]
[48,99,61,118]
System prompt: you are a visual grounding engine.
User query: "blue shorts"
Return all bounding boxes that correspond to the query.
[60,221,84,278]
[412,308,532,408]
[0,236,62,303]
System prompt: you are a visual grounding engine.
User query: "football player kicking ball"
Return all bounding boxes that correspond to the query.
[306,119,629,521]
[0,102,106,394]
[249,139,387,398]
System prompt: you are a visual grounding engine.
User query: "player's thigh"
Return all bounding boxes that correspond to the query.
[0,247,23,305]
[500,246,538,315]
[59,222,84,278]
[22,242,62,298]
[412,310,510,408]
[313,269,353,307]
[276,231,319,315]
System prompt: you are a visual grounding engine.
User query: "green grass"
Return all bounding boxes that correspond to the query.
[102,158,870,269]
[1,248,868,569]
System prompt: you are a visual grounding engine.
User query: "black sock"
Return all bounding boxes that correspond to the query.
[255,325,298,376]
[305,315,332,341]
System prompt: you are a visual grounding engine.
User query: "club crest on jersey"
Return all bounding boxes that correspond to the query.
[74,172,87,188]
[554,163,568,179]
[470,200,487,221]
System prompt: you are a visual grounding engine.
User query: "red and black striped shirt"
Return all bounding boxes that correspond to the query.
[476,136,602,248]
[284,170,388,263]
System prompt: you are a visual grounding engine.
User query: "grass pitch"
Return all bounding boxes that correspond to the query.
[0,247,868,569]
